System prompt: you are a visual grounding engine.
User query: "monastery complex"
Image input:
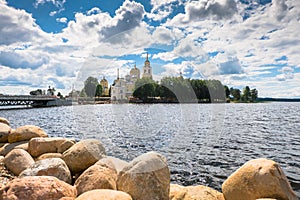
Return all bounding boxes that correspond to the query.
[110,53,152,101]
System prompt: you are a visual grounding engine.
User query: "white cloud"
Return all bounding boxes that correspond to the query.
[150,0,179,12]
[152,26,175,44]
[34,0,66,8]
[56,17,67,23]
[276,66,294,81]
[100,0,145,41]
[147,4,174,21]
[87,7,101,15]
[49,11,57,16]
[35,0,66,16]
[0,2,48,45]
[184,0,238,22]
[60,11,111,47]
[147,0,184,21]
[153,34,207,61]
[270,0,288,21]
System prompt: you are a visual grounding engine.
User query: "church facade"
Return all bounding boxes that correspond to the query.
[111,53,152,101]
[100,76,109,96]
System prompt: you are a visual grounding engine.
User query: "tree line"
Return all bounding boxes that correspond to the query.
[76,76,258,103]
[133,76,258,103]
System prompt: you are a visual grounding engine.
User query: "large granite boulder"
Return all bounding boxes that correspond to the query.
[0,123,11,143]
[169,184,225,200]
[222,158,298,200]
[28,137,74,157]
[0,141,28,156]
[75,161,118,195]
[62,139,106,174]
[117,151,170,200]
[57,140,76,153]
[0,117,10,126]
[4,149,34,175]
[75,189,132,200]
[36,153,63,161]
[19,158,72,184]
[0,176,76,200]
[96,156,128,174]
[8,125,48,143]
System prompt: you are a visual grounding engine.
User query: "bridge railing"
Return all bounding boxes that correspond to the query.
[0,95,57,101]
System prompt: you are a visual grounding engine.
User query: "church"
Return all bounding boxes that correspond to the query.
[111,53,152,101]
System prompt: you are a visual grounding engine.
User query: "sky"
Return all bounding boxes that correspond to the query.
[0,0,300,98]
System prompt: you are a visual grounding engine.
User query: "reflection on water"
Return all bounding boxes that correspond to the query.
[1,102,300,196]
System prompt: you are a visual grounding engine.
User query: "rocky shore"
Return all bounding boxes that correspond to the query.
[0,117,298,200]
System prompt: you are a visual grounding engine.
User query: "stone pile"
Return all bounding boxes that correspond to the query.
[0,117,298,200]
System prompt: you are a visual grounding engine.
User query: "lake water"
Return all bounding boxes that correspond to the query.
[1,102,300,197]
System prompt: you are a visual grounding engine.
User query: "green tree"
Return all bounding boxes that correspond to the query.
[95,84,102,97]
[108,86,111,97]
[242,86,251,101]
[133,77,157,101]
[80,89,87,97]
[160,76,195,102]
[206,79,226,102]
[224,85,230,98]
[250,88,258,102]
[30,89,42,95]
[160,77,177,101]
[83,76,99,97]
[230,87,241,101]
[190,79,209,102]
[57,92,63,98]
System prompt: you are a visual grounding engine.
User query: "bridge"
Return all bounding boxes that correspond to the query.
[0,95,58,107]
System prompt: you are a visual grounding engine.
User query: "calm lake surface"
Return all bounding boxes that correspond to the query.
[1,102,300,196]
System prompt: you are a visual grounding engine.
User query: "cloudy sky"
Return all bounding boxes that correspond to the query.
[0,0,299,98]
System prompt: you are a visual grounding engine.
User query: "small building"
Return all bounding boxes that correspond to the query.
[111,76,127,101]
[100,76,109,96]
[67,89,80,102]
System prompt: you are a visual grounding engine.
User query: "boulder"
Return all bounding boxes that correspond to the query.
[75,161,117,195]
[59,198,75,200]
[19,158,72,184]
[4,149,34,175]
[75,189,132,200]
[256,199,278,200]
[96,156,128,174]
[222,158,298,200]
[169,184,186,199]
[57,139,75,153]
[36,153,63,161]
[169,184,224,200]
[28,137,74,157]
[0,117,10,126]
[62,139,106,174]
[0,123,11,143]
[117,151,170,200]
[8,125,48,143]
[0,176,77,200]
[0,141,28,156]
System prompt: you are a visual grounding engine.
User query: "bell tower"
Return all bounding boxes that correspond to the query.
[142,53,152,79]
